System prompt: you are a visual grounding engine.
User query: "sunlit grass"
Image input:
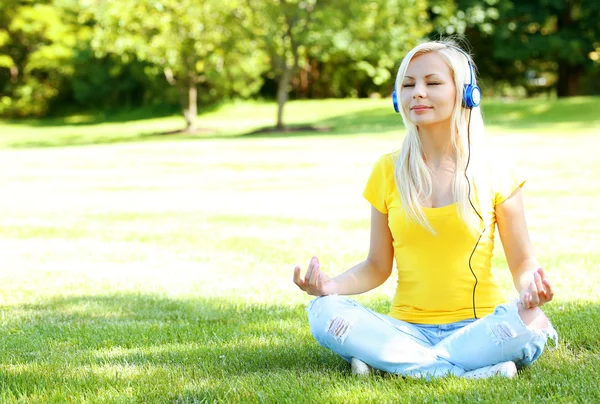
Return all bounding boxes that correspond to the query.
[1,96,599,148]
[0,99,599,402]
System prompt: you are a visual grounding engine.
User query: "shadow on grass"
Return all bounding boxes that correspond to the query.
[3,104,211,127]
[0,294,599,400]
[236,106,402,140]
[2,106,400,149]
[217,97,600,141]
[1,294,340,370]
[0,293,345,401]
[6,131,194,149]
[3,97,600,149]
[482,97,600,128]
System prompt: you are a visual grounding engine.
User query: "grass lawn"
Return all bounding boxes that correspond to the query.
[0,98,599,402]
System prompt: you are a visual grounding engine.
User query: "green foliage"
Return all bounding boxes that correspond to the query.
[92,0,267,103]
[88,0,268,129]
[313,0,431,97]
[239,0,431,128]
[1,0,599,118]
[0,0,87,116]
[492,0,600,96]
[242,0,326,78]
[68,48,174,111]
[429,0,600,97]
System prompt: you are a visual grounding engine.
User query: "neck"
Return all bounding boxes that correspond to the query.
[418,119,455,168]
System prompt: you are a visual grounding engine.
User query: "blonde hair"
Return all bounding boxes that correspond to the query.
[393,39,491,235]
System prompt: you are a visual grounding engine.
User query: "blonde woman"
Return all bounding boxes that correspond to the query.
[293,40,557,379]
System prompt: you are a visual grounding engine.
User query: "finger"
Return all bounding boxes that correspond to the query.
[538,267,547,281]
[542,278,554,302]
[537,268,551,299]
[520,293,528,308]
[316,272,323,294]
[534,271,546,298]
[520,291,529,308]
[530,287,540,306]
[527,271,540,307]
[538,268,551,288]
[304,257,316,285]
[523,292,531,309]
[309,262,321,287]
[293,266,305,288]
[308,257,320,286]
[529,282,540,306]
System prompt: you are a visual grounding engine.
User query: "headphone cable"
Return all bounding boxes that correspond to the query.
[464,108,486,319]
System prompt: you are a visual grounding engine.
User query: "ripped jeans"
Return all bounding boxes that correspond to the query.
[307,295,558,378]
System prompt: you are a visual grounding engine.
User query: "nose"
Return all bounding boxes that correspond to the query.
[412,81,426,99]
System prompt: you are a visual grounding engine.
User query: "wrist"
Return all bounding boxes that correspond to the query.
[515,267,539,292]
[326,279,341,295]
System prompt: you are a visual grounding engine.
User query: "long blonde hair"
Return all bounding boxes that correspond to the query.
[394,40,491,235]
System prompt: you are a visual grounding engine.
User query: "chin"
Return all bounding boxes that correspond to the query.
[411,117,438,126]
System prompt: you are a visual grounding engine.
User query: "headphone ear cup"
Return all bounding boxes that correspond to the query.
[463,84,481,109]
[392,90,400,113]
[471,85,481,107]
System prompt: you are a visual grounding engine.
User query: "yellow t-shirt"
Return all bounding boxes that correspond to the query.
[363,151,525,324]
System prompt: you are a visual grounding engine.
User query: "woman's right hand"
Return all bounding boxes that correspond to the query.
[293,256,337,296]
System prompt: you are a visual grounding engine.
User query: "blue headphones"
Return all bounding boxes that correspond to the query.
[392,46,481,112]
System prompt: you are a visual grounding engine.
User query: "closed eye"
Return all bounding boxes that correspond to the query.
[402,82,442,88]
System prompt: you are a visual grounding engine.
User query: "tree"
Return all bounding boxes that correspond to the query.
[0,0,18,84]
[92,0,266,132]
[428,0,600,97]
[313,0,431,97]
[240,0,321,130]
[494,0,600,97]
[241,0,430,130]
[0,0,87,116]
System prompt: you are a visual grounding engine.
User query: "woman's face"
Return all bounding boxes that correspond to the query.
[400,52,457,128]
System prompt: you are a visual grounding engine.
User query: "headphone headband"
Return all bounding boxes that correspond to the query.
[392,45,481,112]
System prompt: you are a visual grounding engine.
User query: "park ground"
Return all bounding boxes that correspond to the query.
[0,97,599,402]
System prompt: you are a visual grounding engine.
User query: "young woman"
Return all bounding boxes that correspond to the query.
[292,40,557,379]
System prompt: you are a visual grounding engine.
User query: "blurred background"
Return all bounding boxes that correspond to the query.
[1,0,599,131]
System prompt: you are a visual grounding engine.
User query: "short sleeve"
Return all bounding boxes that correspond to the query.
[493,163,526,205]
[363,154,391,214]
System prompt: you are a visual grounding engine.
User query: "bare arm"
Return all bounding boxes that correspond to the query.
[293,206,394,296]
[329,206,394,294]
[496,188,554,307]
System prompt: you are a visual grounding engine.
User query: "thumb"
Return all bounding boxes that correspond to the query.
[520,288,531,308]
[293,265,304,288]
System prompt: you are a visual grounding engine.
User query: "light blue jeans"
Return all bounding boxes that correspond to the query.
[307,295,558,378]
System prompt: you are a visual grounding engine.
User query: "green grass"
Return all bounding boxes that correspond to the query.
[0,98,599,402]
[1,96,599,149]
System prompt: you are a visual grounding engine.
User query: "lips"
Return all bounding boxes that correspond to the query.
[411,105,433,111]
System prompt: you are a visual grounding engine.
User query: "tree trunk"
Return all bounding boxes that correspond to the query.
[10,65,18,82]
[182,82,197,131]
[556,63,581,97]
[555,3,581,97]
[276,68,294,130]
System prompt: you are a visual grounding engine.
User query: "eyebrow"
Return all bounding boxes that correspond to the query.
[404,74,441,79]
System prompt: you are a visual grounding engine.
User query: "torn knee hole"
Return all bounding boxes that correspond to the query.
[490,322,517,343]
[328,317,350,337]
[327,317,351,343]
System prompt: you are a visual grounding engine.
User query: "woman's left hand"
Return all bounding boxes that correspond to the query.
[520,267,554,308]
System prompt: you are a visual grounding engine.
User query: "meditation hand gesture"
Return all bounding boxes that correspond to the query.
[520,268,554,308]
[293,257,337,296]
